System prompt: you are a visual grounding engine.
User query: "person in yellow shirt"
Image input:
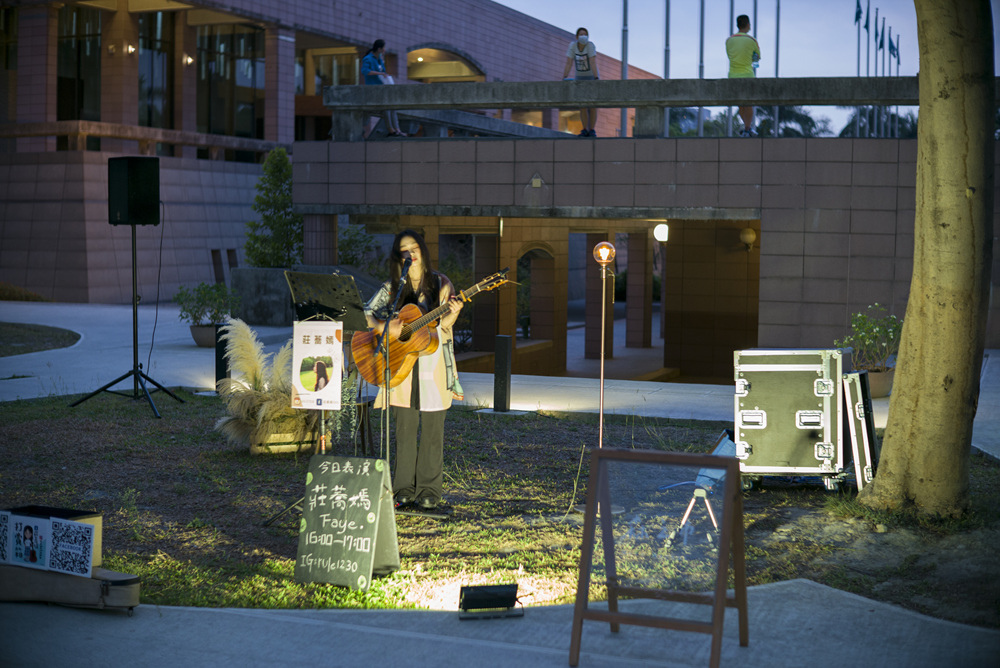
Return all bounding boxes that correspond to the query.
[726,15,761,137]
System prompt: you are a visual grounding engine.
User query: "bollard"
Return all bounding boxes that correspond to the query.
[214,323,229,387]
[494,334,512,412]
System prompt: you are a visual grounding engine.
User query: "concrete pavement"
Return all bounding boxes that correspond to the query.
[1,300,998,667]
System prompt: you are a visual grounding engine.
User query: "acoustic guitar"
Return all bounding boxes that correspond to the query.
[352,268,510,388]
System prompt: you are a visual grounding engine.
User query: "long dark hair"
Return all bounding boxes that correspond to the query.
[390,229,439,310]
[365,39,385,57]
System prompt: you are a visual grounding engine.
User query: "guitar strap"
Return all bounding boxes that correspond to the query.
[434,272,465,401]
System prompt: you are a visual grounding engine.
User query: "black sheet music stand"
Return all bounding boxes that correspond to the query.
[284,271,368,334]
[262,271,371,527]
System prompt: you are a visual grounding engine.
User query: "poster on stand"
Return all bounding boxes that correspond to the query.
[292,320,344,411]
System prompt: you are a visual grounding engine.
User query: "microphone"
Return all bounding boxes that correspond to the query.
[400,256,412,281]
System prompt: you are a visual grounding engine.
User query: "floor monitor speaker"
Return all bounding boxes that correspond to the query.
[108,156,160,226]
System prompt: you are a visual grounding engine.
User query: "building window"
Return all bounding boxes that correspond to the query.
[0,7,17,129]
[295,47,359,95]
[138,12,174,131]
[57,5,102,150]
[196,24,264,141]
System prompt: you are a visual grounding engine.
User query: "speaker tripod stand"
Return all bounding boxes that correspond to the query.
[70,224,183,418]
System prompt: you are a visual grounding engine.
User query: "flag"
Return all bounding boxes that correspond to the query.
[855,0,862,24]
[879,24,885,50]
[864,0,870,32]
[896,35,901,66]
[889,36,897,59]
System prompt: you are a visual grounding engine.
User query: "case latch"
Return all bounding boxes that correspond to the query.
[735,441,752,460]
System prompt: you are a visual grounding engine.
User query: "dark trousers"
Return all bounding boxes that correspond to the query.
[393,406,446,501]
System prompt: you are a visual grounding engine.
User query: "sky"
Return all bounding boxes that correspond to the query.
[492,0,1000,133]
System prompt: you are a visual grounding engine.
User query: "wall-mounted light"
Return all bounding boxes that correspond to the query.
[126,43,136,55]
[416,56,424,62]
[107,43,117,55]
[183,53,194,66]
[653,223,669,244]
[740,227,757,252]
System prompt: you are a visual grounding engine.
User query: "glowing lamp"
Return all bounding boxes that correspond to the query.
[593,242,616,266]
[653,223,669,243]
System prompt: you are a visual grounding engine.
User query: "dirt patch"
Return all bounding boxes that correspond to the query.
[743,481,1000,628]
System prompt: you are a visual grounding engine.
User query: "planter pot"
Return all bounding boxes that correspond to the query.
[189,325,218,348]
[249,431,316,456]
[866,368,895,398]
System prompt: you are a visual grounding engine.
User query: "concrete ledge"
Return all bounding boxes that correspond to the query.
[296,203,761,220]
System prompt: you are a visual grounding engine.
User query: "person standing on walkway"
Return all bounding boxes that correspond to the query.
[361,39,407,137]
[363,230,464,510]
[726,15,760,137]
[562,27,600,137]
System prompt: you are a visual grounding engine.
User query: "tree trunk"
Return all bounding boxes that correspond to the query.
[859,1,994,517]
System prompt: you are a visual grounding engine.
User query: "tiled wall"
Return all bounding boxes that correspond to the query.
[0,152,259,303]
[294,137,1000,350]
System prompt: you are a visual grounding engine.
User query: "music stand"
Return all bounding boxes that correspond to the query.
[263,271,370,527]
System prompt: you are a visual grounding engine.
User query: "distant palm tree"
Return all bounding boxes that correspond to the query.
[755,106,832,138]
[837,107,918,138]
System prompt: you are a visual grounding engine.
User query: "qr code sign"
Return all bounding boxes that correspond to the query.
[50,519,94,577]
[0,512,9,563]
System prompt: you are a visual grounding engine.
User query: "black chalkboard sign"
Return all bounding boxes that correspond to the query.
[294,455,399,590]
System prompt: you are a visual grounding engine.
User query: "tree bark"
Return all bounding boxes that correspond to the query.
[859,0,994,516]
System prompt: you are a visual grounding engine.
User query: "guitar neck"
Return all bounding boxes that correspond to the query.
[400,283,485,337]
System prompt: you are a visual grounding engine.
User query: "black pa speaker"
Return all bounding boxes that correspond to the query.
[108,156,160,226]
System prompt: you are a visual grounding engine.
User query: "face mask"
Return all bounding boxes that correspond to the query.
[577,34,588,45]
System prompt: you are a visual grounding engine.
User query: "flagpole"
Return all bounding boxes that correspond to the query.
[727,0,734,137]
[895,34,901,137]
[888,26,893,137]
[874,7,879,137]
[772,0,780,138]
[855,0,861,136]
[865,0,870,137]
[697,0,704,137]
[881,16,886,137]
[664,0,670,137]
[621,0,629,137]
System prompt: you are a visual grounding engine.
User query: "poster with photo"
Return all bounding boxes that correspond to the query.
[291,320,344,411]
[0,511,9,564]
[11,515,50,570]
[49,518,95,577]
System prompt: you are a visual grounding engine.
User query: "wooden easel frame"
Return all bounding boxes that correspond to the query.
[569,449,748,668]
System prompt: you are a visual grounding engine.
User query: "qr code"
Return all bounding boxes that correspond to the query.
[50,519,94,577]
[0,512,8,563]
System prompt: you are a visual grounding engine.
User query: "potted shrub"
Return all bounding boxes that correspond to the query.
[834,303,903,398]
[215,318,318,454]
[174,282,240,347]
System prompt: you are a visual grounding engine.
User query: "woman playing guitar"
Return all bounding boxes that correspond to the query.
[362,230,464,511]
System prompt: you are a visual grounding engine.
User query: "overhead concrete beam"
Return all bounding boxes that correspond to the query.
[323,76,953,111]
[297,203,762,221]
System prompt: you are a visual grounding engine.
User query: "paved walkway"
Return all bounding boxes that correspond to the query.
[1,301,998,667]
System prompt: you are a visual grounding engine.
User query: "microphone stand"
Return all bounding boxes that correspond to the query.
[377,261,411,465]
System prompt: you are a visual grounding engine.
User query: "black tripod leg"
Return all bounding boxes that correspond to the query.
[69,370,134,407]
[263,496,305,527]
[134,372,162,419]
[139,370,184,403]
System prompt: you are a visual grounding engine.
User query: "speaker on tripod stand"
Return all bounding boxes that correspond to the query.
[70,157,183,417]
